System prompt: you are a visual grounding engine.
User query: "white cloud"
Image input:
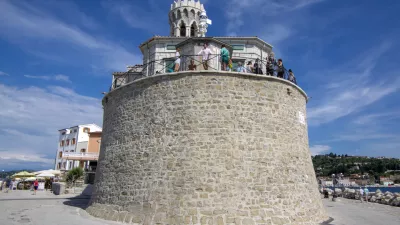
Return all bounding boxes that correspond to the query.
[102,1,160,31]
[24,74,71,83]
[0,71,9,76]
[225,0,325,35]
[310,145,331,156]
[329,133,397,142]
[307,42,399,125]
[353,111,400,125]
[0,83,102,170]
[0,0,140,72]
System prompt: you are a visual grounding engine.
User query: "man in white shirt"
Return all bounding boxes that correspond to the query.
[197,43,213,70]
[359,187,364,202]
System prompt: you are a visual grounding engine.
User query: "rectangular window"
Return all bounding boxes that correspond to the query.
[232,45,245,51]
[166,45,176,50]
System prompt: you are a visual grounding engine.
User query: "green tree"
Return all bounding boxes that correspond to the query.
[66,167,84,186]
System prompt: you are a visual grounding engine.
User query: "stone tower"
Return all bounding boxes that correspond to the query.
[86,1,329,224]
[169,0,205,37]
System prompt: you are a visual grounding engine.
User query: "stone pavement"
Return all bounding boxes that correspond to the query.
[322,198,400,225]
[0,190,120,225]
[1,190,400,225]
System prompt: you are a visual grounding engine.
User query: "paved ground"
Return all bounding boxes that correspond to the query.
[0,190,119,225]
[1,190,400,224]
[323,198,400,225]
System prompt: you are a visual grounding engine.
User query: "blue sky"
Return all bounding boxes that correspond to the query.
[0,0,399,170]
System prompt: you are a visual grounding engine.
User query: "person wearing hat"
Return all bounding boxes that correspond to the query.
[288,69,297,84]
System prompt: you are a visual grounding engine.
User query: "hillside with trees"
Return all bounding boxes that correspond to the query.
[312,153,400,180]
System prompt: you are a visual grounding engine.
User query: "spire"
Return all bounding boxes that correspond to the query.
[169,0,206,37]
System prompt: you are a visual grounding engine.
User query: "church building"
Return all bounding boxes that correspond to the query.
[112,0,274,89]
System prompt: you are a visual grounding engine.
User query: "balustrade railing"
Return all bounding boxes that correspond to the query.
[110,54,297,90]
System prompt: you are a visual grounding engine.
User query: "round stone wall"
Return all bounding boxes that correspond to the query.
[87,71,328,225]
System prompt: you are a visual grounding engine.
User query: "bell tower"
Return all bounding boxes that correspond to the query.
[169,0,205,37]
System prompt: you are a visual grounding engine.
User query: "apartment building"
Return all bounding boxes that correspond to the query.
[54,124,102,171]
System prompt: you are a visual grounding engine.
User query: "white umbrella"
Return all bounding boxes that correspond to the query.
[34,169,61,176]
[36,173,55,178]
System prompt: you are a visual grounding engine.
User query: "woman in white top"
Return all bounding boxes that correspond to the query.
[174,48,181,72]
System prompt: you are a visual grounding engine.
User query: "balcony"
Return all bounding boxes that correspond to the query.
[62,152,99,161]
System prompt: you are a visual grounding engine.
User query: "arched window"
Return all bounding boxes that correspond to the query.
[197,12,201,18]
[66,139,70,146]
[81,149,86,153]
[191,22,198,37]
[180,21,186,37]
[83,127,90,133]
[183,8,189,18]
[71,138,76,145]
[60,140,64,146]
[191,9,196,18]
[177,10,181,19]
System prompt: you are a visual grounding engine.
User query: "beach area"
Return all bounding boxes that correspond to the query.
[1,190,400,225]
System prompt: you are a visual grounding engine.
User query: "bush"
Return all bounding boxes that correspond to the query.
[66,167,84,186]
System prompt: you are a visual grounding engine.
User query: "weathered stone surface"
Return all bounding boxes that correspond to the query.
[87,72,328,224]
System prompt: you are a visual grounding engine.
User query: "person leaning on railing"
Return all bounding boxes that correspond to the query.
[198,43,213,70]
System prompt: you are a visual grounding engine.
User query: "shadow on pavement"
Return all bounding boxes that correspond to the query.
[320,217,334,225]
[62,184,92,210]
[63,196,90,210]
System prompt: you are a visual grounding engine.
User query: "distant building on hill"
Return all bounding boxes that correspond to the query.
[54,124,102,171]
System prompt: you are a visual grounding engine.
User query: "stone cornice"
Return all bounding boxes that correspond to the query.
[104,71,308,103]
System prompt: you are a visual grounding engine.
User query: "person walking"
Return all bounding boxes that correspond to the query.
[33,179,39,195]
[220,45,230,71]
[359,187,364,203]
[198,43,213,70]
[174,48,181,72]
[364,187,369,202]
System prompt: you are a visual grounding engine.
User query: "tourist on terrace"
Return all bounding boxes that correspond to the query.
[237,62,246,73]
[198,43,213,70]
[188,59,197,71]
[288,69,297,84]
[220,44,230,71]
[276,59,284,78]
[246,61,253,73]
[254,58,263,74]
[174,48,181,72]
[266,53,275,76]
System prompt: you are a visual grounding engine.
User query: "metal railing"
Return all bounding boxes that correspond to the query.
[110,54,298,90]
[62,152,99,159]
